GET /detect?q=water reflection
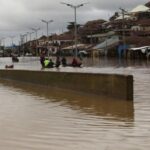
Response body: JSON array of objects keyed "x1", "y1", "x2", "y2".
[
  {"x1": 0, "y1": 79, "x2": 134, "y2": 123},
  {"x1": 84, "y1": 57, "x2": 150, "y2": 68}
]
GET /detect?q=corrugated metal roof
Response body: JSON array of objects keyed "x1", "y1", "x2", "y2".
[
  {"x1": 62, "y1": 44, "x2": 86, "y2": 50},
  {"x1": 93, "y1": 36, "x2": 119, "y2": 50},
  {"x1": 130, "y1": 5, "x2": 150, "y2": 13},
  {"x1": 115, "y1": 15, "x2": 131, "y2": 20}
]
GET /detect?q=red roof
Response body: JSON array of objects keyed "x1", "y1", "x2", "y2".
[
  {"x1": 52, "y1": 32, "x2": 75, "y2": 41},
  {"x1": 79, "y1": 19, "x2": 106, "y2": 35}
]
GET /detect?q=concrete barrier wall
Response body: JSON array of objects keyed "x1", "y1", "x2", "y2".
[{"x1": 0, "y1": 69, "x2": 133, "y2": 101}]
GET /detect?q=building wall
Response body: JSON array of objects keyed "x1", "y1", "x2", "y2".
[
  {"x1": 131, "y1": 26, "x2": 141, "y2": 31},
  {"x1": 142, "y1": 26, "x2": 150, "y2": 31}
]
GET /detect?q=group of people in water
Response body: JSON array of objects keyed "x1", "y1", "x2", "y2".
[{"x1": 40, "y1": 54, "x2": 82, "y2": 68}]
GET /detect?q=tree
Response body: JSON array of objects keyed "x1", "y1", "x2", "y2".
[{"x1": 67, "y1": 22, "x2": 81, "y2": 31}]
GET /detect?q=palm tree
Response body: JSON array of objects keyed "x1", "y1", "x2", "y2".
[{"x1": 67, "y1": 22, "x2": 81, "y2": 31}]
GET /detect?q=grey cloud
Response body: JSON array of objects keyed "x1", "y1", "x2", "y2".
[{"x1": 0, "y1": 0, "x2": 149, "y2": 44}]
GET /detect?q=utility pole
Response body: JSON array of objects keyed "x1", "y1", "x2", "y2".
[
  {"x1": 26, "y1": 32, "x2": 30, "y2": 42},
  {"x1": 29, "y1": 32, "x2": 34, "y2": 41},
  {"x1": 10, "y1": 36, "x2": 15, "y2": 54},
  {"x1": 41, "y1": 19, "x2": 53, "y2": 57},
  {"x1": 20, "y1": 34, "x2": 24, "y2": 55},
  {"x1": 10, "y1": 36, "x2": 15, "y2": 47},
  {"x1": 20, "y1": 34, "x2": 27, "y2": 56},
  {"x1": 105, "y1": 37, "x2": 108, "y2": 57},
  {"x1": 119, "y1": 8, "x2": 127, "y2": 55},
  {"x1": 0, "y1": 37, "x2": 5, "y2": 47},
  {"x1": 61, "y1": 2, "x2": 88, "y2": 58},
  {"x1": 31, "y1": 27, "x2": 40, "y2": 56},
  {"x1": 41, "y1": 19, "x2": 53, "y2": 37},
  {"x1": 0, "y1": 38, "x2": 5, "y2": 57}
]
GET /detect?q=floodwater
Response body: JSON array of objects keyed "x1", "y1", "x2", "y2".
[{"x1": 0, "y1": 57, "x2": 150, "y2": 150}]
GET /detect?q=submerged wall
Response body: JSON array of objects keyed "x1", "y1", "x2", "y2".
[{"x1": 0, "y1": 69, "x2": 133, "y2": 101}]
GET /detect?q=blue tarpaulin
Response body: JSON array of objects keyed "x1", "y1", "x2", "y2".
[{"x1": 118, "y1": 44, "x2": 129, "y2": 58}]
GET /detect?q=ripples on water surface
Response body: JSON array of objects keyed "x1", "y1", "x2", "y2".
[{"x1": 0, "y1": 57, "x2": 150, "y2": 150}]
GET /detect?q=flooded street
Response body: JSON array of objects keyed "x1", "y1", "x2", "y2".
[{"x1": 0, "y1": 57, "x2": 150, "y2": 150}]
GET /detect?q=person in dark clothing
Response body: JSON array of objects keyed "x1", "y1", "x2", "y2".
[
  {"x1": 48, "y1": 59, "x2": 54, "y2": 68},
  {"x1": 12, "y1": 56, "x2": 19, "y2": 62},
  {"x1": 55, "y1": 56, "x2": 61, "y2": 68},
  {"x1": 40, "y1": 53, "x2": 45, "y2": 67},
  {"x1": 61, "y1": 57, "x2": 67, "y2": 67}
]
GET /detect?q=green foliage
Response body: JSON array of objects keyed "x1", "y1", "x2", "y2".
[{"x1": 67, "y1": 22, "x2": 81, "y2": 31}]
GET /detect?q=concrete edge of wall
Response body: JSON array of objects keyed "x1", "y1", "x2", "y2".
[{"x1": 0, "y1": 69, "x2": 134, "y2": 101}]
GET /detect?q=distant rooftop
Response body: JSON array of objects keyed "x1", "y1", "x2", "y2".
[
  {"x1": 115, "y1": 15, "x2": 132, "y2": 20},
  {"x1": 130, "y1": 5, "x2": 150, "y2": 13}
]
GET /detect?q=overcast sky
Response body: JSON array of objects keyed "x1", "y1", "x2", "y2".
[{"x1": 0, "y1": 0, "x2": 148, "y2": 45}]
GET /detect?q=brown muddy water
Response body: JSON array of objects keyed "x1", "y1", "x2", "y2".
[{"x1": 0, "y1": 57, "x2": 150, "y2": 150}]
